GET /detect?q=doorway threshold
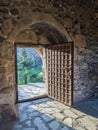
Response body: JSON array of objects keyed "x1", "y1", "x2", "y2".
[{"x1": 17, "y1": 95, "x2": 48, "y2": 103}]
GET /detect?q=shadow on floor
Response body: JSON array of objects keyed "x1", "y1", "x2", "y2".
[
  {"x1": 73, "y1": 97, "x2": 98, "y2": 118},
  {"x1": 0, "y1": 98, "x2": 75, "y2": 130},
  {"x1": 1, "y1": 98, "x2": 98, "y2": 130}
]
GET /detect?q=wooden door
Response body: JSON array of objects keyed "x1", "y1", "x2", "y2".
[{"x1": 46, "y1": 43, "x2": 73, "y2": 106}]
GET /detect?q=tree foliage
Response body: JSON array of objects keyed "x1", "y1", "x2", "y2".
[{"x1": 17, "y1": 48, "x2": 43, "y2": 85}]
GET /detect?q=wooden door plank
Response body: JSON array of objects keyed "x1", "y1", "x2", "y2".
[{"x1": 46, "y1": 42, "x2": 73, "y2": 106}]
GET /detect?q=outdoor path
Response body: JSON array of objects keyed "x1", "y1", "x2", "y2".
[
  {"x1": 18, "y1": 82, "x2": 46, "y2": 101},
  {"x1": 0, "y1": 98, "x2": 98, "y2": 130}
]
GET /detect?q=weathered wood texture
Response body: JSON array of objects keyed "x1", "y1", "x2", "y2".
[{"x1": 46, "y1": 43, "x2": 73, "y2": 106}]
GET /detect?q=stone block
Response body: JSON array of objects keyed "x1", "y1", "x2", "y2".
[
  {"x1": 0, "y1": 104, "x2": 16, "y2": 120},
  {"x1": 0, "y1": 67, "x2": 6, "y2": 73},
  {"x1": 10, "y1": 8, "x2": 19, "y2": 15},
  {"x1": 95, "y1": 13, "x2": 98, "y2": 18},
  {"x1": 52, "y1": 113, "x2": 65, "y2": 120},
  {"x1": 42, "y1": 114, "x2": 53, "y2": 121},
  {"x1": 64, "y1": 109, "x2": 78, "y2": 119},
  {"x1": 63, "y1": 118, "x2": 72, "y2": 127},
  {"x1": 80, "y1": 63, "x2": 88, "y2": 70},
  {"x1": 49, "y1": 120, "x2": 60, "y2": 130},
  {"x1": 2, "y1": 19, "x2": 13, "y2": 35},
  {"x1": 74, "y1": 34, "x2": 86, "y2": 48},
  {"x1": 77, "y1": 116, "x2": 98, "y2": 130},
  {"x1": 0, "y1": 35, "x2": 5, "y2": 42}
]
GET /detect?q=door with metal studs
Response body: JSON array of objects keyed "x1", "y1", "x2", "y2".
[{"x1": 46, "y1": 43, "x2": 73, "y2": 106}]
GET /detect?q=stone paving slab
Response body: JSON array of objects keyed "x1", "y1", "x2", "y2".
[
  {"x1": 0, "y1": 98, "x2": 98, "y2": 130},
  {"x1": 18, "y1": 82, "x2": 46, "y2": 101}
]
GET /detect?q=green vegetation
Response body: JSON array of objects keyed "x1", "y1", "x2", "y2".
[{"x1": 17, "y1": 48, "x2": 43, "y2": 85}]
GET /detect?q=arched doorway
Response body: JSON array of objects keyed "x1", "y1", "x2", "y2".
[{"x1": 12, "y1": 14, "x2": 73, "y2": 106}]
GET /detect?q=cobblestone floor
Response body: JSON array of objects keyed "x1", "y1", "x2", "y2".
[
  {"x1": 18, "y1": 82, "x2": 46, "y2": 101},
  {"x1": 0, "y1": 98, "x2": 98, "y2": 130}
]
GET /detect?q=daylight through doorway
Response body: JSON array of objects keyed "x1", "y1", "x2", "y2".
[{"x1": 16, "y1": 47, "x2": 46, "y2": 102}]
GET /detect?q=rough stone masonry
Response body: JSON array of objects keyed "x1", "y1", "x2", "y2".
[{"x1": 0, "y1": 0, "x2": 98, "y2": 119}]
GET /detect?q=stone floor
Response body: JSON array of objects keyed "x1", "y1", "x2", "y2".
[
  {"x1": 18, "y1": 82, "x2": 46, "y2": 101},
  {"x1": 0, "y1": 98, "x2": 98, "y2": 130}
]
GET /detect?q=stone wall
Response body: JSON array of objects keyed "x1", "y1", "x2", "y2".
[
  {"x1": 74, "y1": 41, "x2": 98, "y2": 101},
  {"x1": 0, "y1": 41, "x2": 16, "y2": 120},
  {"x1": 73, "y1": 33, "x2": 98, "y2": 101},
  {"x1": 0, "y1": 0, "x2": 98, "y2": 119}
]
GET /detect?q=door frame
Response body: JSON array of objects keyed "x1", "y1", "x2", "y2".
[
  {"x1": 14, "y1": 42, "x2": 74, "y2": 105},
  {"x1": 14, "y1": 43, "x2": 48, "y2": 103}
]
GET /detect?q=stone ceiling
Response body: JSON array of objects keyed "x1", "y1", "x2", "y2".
[{"x1": 16, "y1": 23, "x2": 67, "y2": 44}]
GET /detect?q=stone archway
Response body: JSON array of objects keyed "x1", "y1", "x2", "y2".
[
  {"x1": 7, "y1": 13, "x2": 72, "y2": 44},
  {"x1": 11, "y1": 13, "x2": 73, "y2": 104},
  {"x1": 0, "y1": 13, "x2": 73, "y2": 120}
]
